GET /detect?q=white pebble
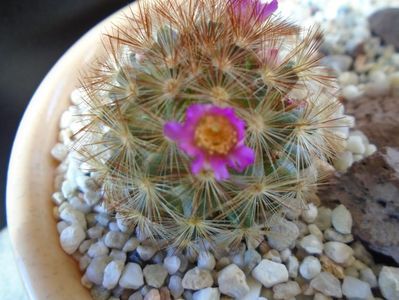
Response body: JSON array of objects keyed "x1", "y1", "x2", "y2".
[
  {"x1": 83, "y1": 190, "x2": 101, "y2": 206},
  {"x1": 61, "y1": 180, "x2": 77, "y2": 199},
  {"x1": 347, "y1": 135, "x2": 366, "y2": 155},
  {"x1": 218, "y1": 264, "x2": 249, "y2": 298},
  {"x1": 60, "y1": 224, "x2": 86, "y2": 254},
  {"x1": 143, "y1": 264, "x2": 168, "y2": 288},
  {"x1": 137, "y1": 245, "x2": 157, "y2": 261},
  {"x1": 182, "y1": 267, "x2": 213, "y2": 290},
  {"x1": 379, "y1": 266, "x2": 399, "y2": 300},
  {"x1": 60, "y1": 204, "x2": 87, "y2": 229},
  {"x1": 266, "y1": 219, "x2": 299, "y2": 251},
  {"x1": 251, "y1": 259, "x2": 288, "y2": 288},
  {"x1": 299, "y1": 256, "x2": 321, "y2": 280},
  {"x1": 342, "y1": 276, "x2": 372, "y2": 299},
  {"x1": 193, "y1": 287, "x2": 220, "y2": 300},
  {"x1": 56, "y1": 221, "x2": 68, "y2": 234},
  {"x1": 169, "y1": 275, "x2": 184, "y2": 298},
  {"x1": 333, "y1": 151, "x2": 354, "y2": 172},
  {"x1": 287, "y1": 256, "x2": 299, "y2": 278},
  {"x1": 331, "y1": 204, "x2": 353, "y2": 234},
  {"x1": 342, "y1": 85, "x2": 363, "y2": 100},
  {"x1": 164, "y1": 256, "x2": 181, "y2": 275},
  {"x1": 272, "y1": 281, "x2": 301, "y2": 299},
  {"x1": 51, "y1": 143, "x2": 69, "y2": 161},
  {"x1": 300, "y1": 234, "x2": 323, "y2": 254},
  {"x1": 119, "y1": 263, "x2": 144, "y2": 289},
  {"x1": 109, "y1": 249, "x2": 127, "y2": 262},
  {"x1": 301, "y1": 203, "x2": 318, "y2": 223},
  {"x1": 123, "y1": 238, "x2": 139, "y2": 252},
  {"x1": 324, "y1": 242, "x2": 354, "y2": 265},
  {"x1": 197, "y1": 251, "x2": 216, "y2": 270},
  {"x1": 360, "y1": 267, "x2": 377, "y2": 288},
  {"x1": 365, "y1": 144, "x2": 377, "y2": 156},
  {"x1": 104, "y1": 231, "x2": 128, "y2": 249},
  {"x1": 339, "y1": 72, "x2": 359, "y2": 86},
  {"x1": 85, "y1": 256, "x2": 111, "y2": 285},
  {"x1": 310, "y1": 272, "x2": 342, "y2": 298},
  {"x1": 88, "y1": 240, "x2": 109, "y2": 258},
  {"x1": 87, "y1": 225, "x2": 104, "y2": 239},
  {"x1": 103, "y1": 260, "x2": 124, "y2": 290}
]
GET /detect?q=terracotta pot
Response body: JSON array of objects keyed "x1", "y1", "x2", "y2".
[{"x1": 6, "y1": 4, "x2": 134, "y2": 300}]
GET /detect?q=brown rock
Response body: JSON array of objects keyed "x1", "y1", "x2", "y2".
[
  {"x1": 369, "y1": 8, "x2": 399, "y2": 50},
  {"x1": 320, "y1": 147, "x2": 399, "y2": 263},
  {"x1": 344, "y1": 96, "x2": 399, "y2": 148},
  {"x1": 319, "y1": 255, "x2": 345, "y2": 279}
]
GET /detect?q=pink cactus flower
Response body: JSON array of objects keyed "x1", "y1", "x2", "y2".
[
  {"x1": 164, "y1": 104, "x2": 255, "y2": 180},
  {"x1": 232, "y1": 0, "x2": 278, "y2": 22}
]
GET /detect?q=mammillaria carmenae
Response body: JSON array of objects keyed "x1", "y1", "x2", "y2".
[{"x1": 75, "y1": 0, "x2": 349, "y2": 250}]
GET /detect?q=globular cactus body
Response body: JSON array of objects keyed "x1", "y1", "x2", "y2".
[{"x1": 77, "y1": 0, "x2": 348, "y2": 250}]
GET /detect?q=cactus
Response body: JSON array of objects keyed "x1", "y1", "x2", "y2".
[{"x1": 76, "y1": 0, "x2": 348, "y2": 250}]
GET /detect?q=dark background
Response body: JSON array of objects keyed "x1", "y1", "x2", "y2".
[{"x1": 0, "y1": 0, "x2": 131, "y2": 229}]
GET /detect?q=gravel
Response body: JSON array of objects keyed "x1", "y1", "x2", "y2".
[
  {"x1": 182, "y1": 267, "x2": 213, "y2": 290},
  {"x1": 251, "y1": 259, "x2": 288, "y2": 288},
  {"x1": 217, "y1": 264, "x2": 249, "y2": 298}
]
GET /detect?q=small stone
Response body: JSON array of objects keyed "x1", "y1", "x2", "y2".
[
  {"x1": 342, "y1": 276, "x2": 372, "y2": 299},
  {"x1": 331, "y1": 204, "x2": 353, "y2": 234},
  {"x1": 193, "y1": 288, "x2": 220, "y2": 300},
  {"x1": 321, "y1": 55, "x2": 353, "y2": 73},
  {"x1": 379, "y1": 266, "x2": 399, "y2": 300},
  {"x1": 104, "y1": 231, "x2": 128, "y2": 249},
  {"x1": 79, "y1": 239, "x2": 92, "y2": 254},
  {"x1": 79, "y1": 255, "x2": 91, "y2": 271},
  {"x1": 60, "y1": 224, "x2": 86, "y2": 254},
  {"x1": 182, "y1": 267, "x2": 213, "y2": 290},
  {"x1": 168, "y1": 275, "x2": 184, "y2": 298},
  {"x1": 164, "y1": 255, "x2": 181, "y2": 275},
  {"x1": 324, "y1": 242, "x2": 354, "y2": 265},
  {"x1": 52, "y1": 191, "x2": 65, "y2": 206},
  {"x1": 123, "y1": 237, "x2": 139, "y2": 252},
  {"x1": 60, "y1": 205, "x2": 87, "y2": 229},
  {"x1": 143, "y1": 264, "x2": 168, "y2": 288},
  {"x1": 88, "y1": 240, "x2": 109, "y2": 258},
  {"x1": 109, "y1": 249, "x2": 127, "y2": 262},
  {"x1": 344, "y1": 266, "x2": 359, "y2": 278},
  {"x1": 272, "y1": 281, "x2": 301, "y2": 300},
  {"x1": 252, "y1": 259, "x2": 288, "y2": 288},
  {"x1": 299, "y1": 235, "x2": 323, "y2": 254},
  {"x1": 197, "y1": 251, "x2": 216, "y2": 270},
  {"x1": 56, "y1": 221, "x2": 68, "y2": 234},
  {"x1": 265, "y1": 249, "x2": 281, "y2": 263},
  {"x1": 144, "y1": 289, "x2": 160, "y2": 300},
  {"x1": 266, "y1": 219, "x2": 299, "y2": 251},
  {"x1": 319, "y1": 255, "x2": 345, "y2": 280},
  {"x1": 301, "y1": 203, "x2": 318, "y2": 223},
  {"x1": 61, "y1": 180, "x2": 77, "y2": 199},
  {"x1": 51, "y1": 143, "x2": 68, "y2": 161},
  {"x1": 242, "y1": 276, "x2": 262, "y2": 300},
  {"x1": 310, "y1": 272, "x2": 342, "y2": 298},
  {"x1": 137, "y1": 245, "x2": 157, "y2": 261},
  {"x1": 128, "y1": 291, "x2": 143, "y2": 300},
  {"x1": 313, "y1": 293, "x2": 332, "y2": 300},
  {"x1": 87, "y1": 225, "x2": 104, "y2": 239},
  {"x1": 338, "y1": 72, "x2": 359, "y2": 87},
  {"x1": 103, "y1": 260, "x2": 124, "y2": 290},
  {"x1": 85, "y1": 256, "x2": 111, "y2": 285},
  {"x1": 342, "y1": 85, "x2": 363, "y2": 101},
  {"x1": 333, "y1": 151, "x2": 354, "y2": 172},
  {"x1": 90, "y1": 286, "x2": 111, "y2": 300},
  {"x1": 218, "y1": 264, "x2": 249, "y2": 298},
  {"x1": 244, "y1": 249, "x2": 262, "y2": 274},
  {"x1": 287, "y1": 256, "x2": 299, "y2": 278},
  {"x1": 119, "y1": 263, "x2": 144, "y2": 289},
  {"x1": 83, "y1": 190, "x2": 101, "y2": 206},
  {"x1": 299, "y1": 256, "x2": 321, "y2": 280},
  {"x1": 314, "y1": 207, "x2": 332, "y2": 231},
  {"x1": 308, "y1": 224, "x2": 323, "y2": 241},
  {"x1": 323, "y1": 229, "x2": 353, "y2": 244},
  {"x1": 360, "y1": 268, "x2": 377, "y2": 288},
  {"x1": 280, "y1": 249, "x2": 291, "y2": 262},
  {"x1": 352, "y1": 241, "x2": 374, "y2": 266},
  {"x1": 159, "y1": 287, "x2": 172, "y2": 300}
]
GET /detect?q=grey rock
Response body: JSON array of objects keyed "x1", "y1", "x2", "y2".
[
  {"x1": 369, "y1": 8, "x2": 399, "y2": 50},
  {"x1": 252, "y1": 259, "x2": 288, "y2": 288},
  {"x1": 143, "y1": 264, "x2": 168, "y2": 288},
  {"x1": 218, "y1": 264, "x2": 249, "y2": 298},
  {"x1": 104, "y1": 231, "x2": 128, "y2": 249},
  {"x1": 310, "y1": 272, "x2": 342, "y2": 298},
  {"x1": 266, "y1": 219, "x2": 299, "y2": 251},
  {"x1": 342, "y1": 276, "x2": 372, "y2": 299},
  {"x1": 272, "y1": 281, "x2": 301, "y2": 300},
  {"x1": 182, "y1": 267, "x2": 213, "y2": 290},
  {"x1": 168, "y1": 275, "x2": 184, "y2": 298},
  {"x1": 85, "y1": 256, "x2": 111, "y2": 285},
  {"x1": 379, "y1": 266, "x2": 399, "y2": 300},
  {"x1": 119, "y1": 263, "x2": 144, "y2": 289}
]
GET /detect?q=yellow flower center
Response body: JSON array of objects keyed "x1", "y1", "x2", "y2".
[{"x1": 194, "y1": 115, "x2": 238, "y2": 155}]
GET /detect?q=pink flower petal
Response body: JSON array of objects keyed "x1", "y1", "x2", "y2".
[
  {"x1": 258, "y1": 0, "x2": 278, "y2": 22},
  {"x1": 229, "y1": 145, "x2": 255, "y2": 171},
  {"x1": 164, "y1": 122, "x2": 183, "y2": 141},
  {"x1": 191, "y1": 154, "x2": 205, "y2": 175},
  {"x1": 210, "y1": 158, "x2": 230, "y2": 180}
]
